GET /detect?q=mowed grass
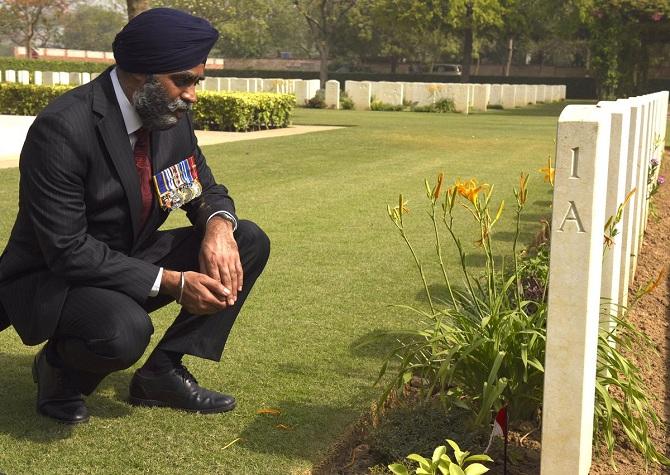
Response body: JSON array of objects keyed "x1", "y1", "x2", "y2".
[{"x1": 0, "y1": 103, "x2": 570, "y2": 474}]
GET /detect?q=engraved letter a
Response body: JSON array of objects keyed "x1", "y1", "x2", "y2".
[{"x1": 558, "y1": 201, "x2": 586, "y2": 233}]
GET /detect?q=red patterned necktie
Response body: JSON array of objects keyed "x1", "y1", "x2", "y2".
[{"x1": 133, "y1": 128, "x2": 153, "y2": 228}]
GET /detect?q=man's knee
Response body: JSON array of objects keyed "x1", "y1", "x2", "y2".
[
  {"x1": 236, "y1": 220, "x2": 270, "y2": 268},
  {"x1": 68, "y1": 312, "x2": 154, "y2": 373}
]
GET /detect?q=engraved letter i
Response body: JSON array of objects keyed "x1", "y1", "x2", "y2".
[{"x1": 570, "y1": 147, "x2": 580, "y2": 178}]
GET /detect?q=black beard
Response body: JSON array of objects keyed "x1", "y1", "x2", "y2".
[{"x1": 132, "y1": 76, "x2": 192, "y2": 131}]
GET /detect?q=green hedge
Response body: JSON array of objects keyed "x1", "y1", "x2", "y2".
[
  {"x1": 0, "y1": 83, "x2": 294, "y2": 132},
  {"x1": 192, "y1": 91, "x2": 295, "y2": 131},
  {"x1": 0, "y1": 57, "x2": 110, "y2": 73},
  {"x1": 0, "y1": 83, "x2": 71, "y2": 115}
]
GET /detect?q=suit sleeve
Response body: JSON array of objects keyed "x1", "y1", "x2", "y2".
[
  {"x1": 181, "y1": 115, "x2": 237, "y2": 229},
  {"x1": 21, "y1": 113, "x2": 159, "y2": 302}
]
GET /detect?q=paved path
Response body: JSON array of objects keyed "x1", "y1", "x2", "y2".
[{"x1": 0, "y1": 115, "x2": 341, "y2": 169}]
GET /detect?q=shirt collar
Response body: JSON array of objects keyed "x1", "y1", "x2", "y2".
[{"x1": 111, "y1": 67, "x2": 143, "y2": 136}]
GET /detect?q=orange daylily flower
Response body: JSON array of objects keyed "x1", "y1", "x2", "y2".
[
  {"x1": 454, "y1": 178, "x2": 488, "y2": 204},
  {"x1": 539, "y1": 156, "x2": 555, "y2": 185}
]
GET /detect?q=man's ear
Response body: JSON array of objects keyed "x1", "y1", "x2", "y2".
[{"x1": 117, "y1": 69, "x2": 148, "y2": 101}]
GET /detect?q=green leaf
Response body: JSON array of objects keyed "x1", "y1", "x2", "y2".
[
  {"x1": 438, "y1": 458, "x2": 452, "y2": 475},
  {"x1": 446, "y1": 439, "x2": 466, "y2": 466},
  {"x1": 407, "y1": 454, "x2": 431, "y2": 471},
  {"x1": 464, "y1": 463, "x2": 491, "y2": 475},
  {"x1": 388, "y1": 463, "x2": 410, "y2": 475},
  {"x1": 433, "y1": 446, "x2": 447, "y2": 464},
  {"x1": 464, "y1": 455, "x2": 493, "y2": 463},
  {"x1": 449, "y1": 464, "x2": 466, "y2": 475}
]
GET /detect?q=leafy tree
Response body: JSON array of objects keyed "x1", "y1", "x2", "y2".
[
  {"x1": 342, "y1": 0, "x2": 456, "y2": 73},
  {"x1": 566, "y1": 0, "x2": 670, "y2": 97},
  {"x1": 153, "y1": 0, "x2": 308, "y2": 58},
  {"x1": 61, "y1": 4, "x2": 126, "y2": 51},
  {"x1": 294, "y1": 0, "x2": 359, "y2": 87},
  {"x1": 0, "y1": 0, "x2": 69, "y2": 58},
  {"x1": 126, "y1": 0, "x2": 150, "y2": 20},
  {"x1": 447, "y1": 0, "x2": 504, "y2": 81}
]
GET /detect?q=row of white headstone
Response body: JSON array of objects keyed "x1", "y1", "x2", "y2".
[
  {"x1": 1, "y1": 69, "x2": 100, "y2": 86},
  {"x1": 541, "y1": 90, "x2": 669, "y2": 475},
  {"x1": 195, "y1": 77, "x2": 566, "y2": 112},
  {"x1": 2, "y1": 70, "x2": 565, "y2": 113},
  {"x1": 340, "y1": 81, "x2": 566, "y2": 112}
]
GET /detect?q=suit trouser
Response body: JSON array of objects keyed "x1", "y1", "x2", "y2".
[{"x1": 50, "y1": 220, "x2": 270, "y2": 394}]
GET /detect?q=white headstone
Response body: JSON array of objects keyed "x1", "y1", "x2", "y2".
[
  {"x1": 219, "y1": 77, "x2": 232, "y2": 91},
  {"x1": 68, "y1": 72, "x2": 82, "y2": 85},
  {"x1": 4, "y1": 70, "x2": 16, "y2": 83},
  {"x1": 488, "y1": 84, "x2": 502, "y2": 107},
  {"x1": 91, "y1": 72, "x2": 100, "y2": 80},
  {"x1": 472, "y1": 84, "x2": 490, "y2": 111},
  {"x1": 203, "y1": 77, "x2": 219, "y2": 91},
  {"x1": 371, "y1": 81, "x2": 403, "y2": 106},
  {"x1": 501, "y1": 84, "x2": 515, "y2": 109},
  {"x1": 42, "y1": 71, "x2": 58, "y2": 85},
  {"x1": 344, "y1": 80, "x2": 371, "y2": 110},
  {"x1": 58, "y1": 72, "x2": 70, "y2": 85},
  {"x1": 325, "y1": 80, "x2": 340, "y2": 109},
  {"x1": 248, "y1": 78, "x2": 260, "y2": 93},
  {"x1": 17, "y1": 70, "x2": 30, "y2": 85},
  {"x1": 403, "y1": 82, "x2": 433, "y2": 107},
  {"x1": 294, "y1": 80, "x2": 308, "y2": 106},
  {"x1": 446, "y1": 84, "x2": 470, "y2": 114},
  {"x1": 596, "y1": 101, "x2": 631, "y2": 331},
  {"x1": 513, "y1": 85, "x2": 525, "y2": 107},
  {"x1": 541, "y1": 105, "x2": 612, "y2": 475},
  {"x1": 230, "y1": 78, "x2": 250, "y2": 92},
  {"x1": 614, "y1": 98, "x2": 642, "y2": 311},
  {"x1": 34, "y1": 71, "x2": 43, "y2": 85},
  {"x1": 81, "y1": 72, "x2": 91, "y2": 84}
]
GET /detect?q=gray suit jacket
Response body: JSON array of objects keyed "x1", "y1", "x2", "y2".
[{"x1": 0, "y1": 68, "x2": 236, "y2": 345}]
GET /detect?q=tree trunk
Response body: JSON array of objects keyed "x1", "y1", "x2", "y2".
[
  {"x1": 461, "y1": 2, "x2": 474, "y2": 83},
  {"x1": 127, "y1": 0, "x2": 150, "y2": 21},
  {"x1": 318, "y1": 42, "x2": 329, "y2": 89},
  {"x1": 25, "y1": 38, "x2": 32, "y2": 59},
  {"x1": 504, "y1": 37, "x2": 514, "y2": 77}
]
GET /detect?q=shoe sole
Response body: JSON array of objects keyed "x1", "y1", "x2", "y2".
[{"x1": 128, "y1": 395, "x2": 236, "y2": 414}]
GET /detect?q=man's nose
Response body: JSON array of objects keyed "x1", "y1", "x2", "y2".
[{"x1": 181, "y1": 85, "x2": 197, "y2": 104}]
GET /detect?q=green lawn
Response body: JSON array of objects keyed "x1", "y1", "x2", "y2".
[{"x1": 0, "y1": 104, "x2": 567, "y2": 474}]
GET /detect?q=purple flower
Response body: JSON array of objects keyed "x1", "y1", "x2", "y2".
[
  {"x1": 652, "y1": 11, "x2": 663, "y2": 22},
  {"x1": 658, "y1": 176, "x2": 665, "y2": 185},
  {"x1": 651, "y1": 158, "x2": 659, "y2": 167}
]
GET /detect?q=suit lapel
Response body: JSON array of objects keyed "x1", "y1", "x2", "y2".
[{"x1": 93, "y1": 71, "x2": 144, "y2": 242}]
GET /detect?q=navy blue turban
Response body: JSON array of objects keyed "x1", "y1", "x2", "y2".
[{"x1": 113, "y1": 8, "x2": 219, "y2": 74}]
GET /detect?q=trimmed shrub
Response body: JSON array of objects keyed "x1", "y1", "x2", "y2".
[
  {"x1": 340, "y1": 90, "x2": 354, "y2": 110},
  {"x1": 0, "y1": 83, "x2": 295, "y2": 132},
  {"x1": 192, "y1": 91, "x2": 295, "y2": 131},
  {"x1": 0, "y1": 83, "x2": 70, "y2": 115},
  {"x1": 305, "y1": 89, "x2": 326, "y2": 109}
]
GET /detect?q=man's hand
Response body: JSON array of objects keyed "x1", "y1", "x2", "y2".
[
  {"x1": 198, "y1": 216, "x2": 243, "y2": 306},
  {"x1": 160, "y1": 269, "x2": 230, "y2": 315}
]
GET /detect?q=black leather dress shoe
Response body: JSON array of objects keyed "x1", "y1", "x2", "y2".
[
  {"x1": 128, "y1": 364, "x2": 236, "y2": 413},
  {"x1": 32, "y1": 347, "x2": 89, "y2": 424}
]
